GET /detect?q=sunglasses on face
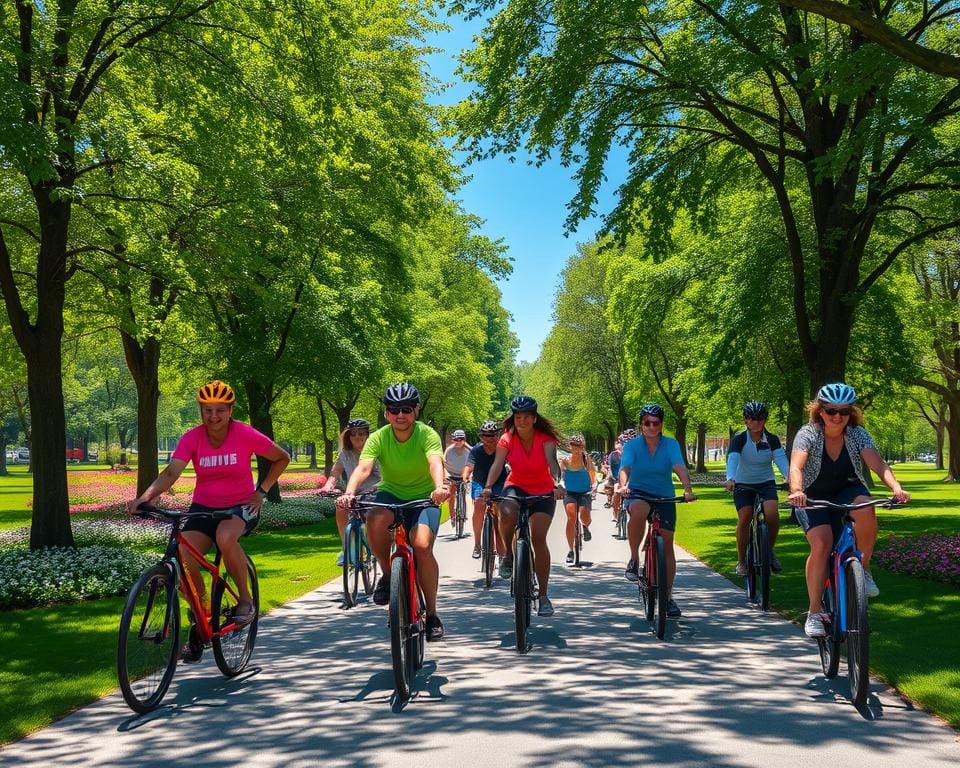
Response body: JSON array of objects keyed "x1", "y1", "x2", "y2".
[
  {"x1": 480, "y1": 432, "x2": 498, "y2": 438},
  {"x1": 642, "y1": 420, "x2": 662, "y2": 427},
  {"x1": 350, "y1": 430, "x2": 369, "y2": 437},
  {"x1": 822, "y1": 407, "x2": 851, "y2": 417},
  {"x1": 386, "y1": 405, "x2": 415, "y2": 415}
]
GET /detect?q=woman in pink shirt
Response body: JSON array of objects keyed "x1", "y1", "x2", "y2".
[
  {"x1": 129, "y1": 381, "x2": 289, "y2": 661},
  {"x1": 482, "y1": 395, "x2": 564, "y2": 617}
]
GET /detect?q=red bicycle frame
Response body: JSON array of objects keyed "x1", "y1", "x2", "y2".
[
  {"x1": 390, "y1": 522, "x2": 421, "y2": 629},
  {"x1": 175, "y1": 532, "x2": 243, "y2": 644},
  {"x1": 643, "y1": 512, "x2": 662, "y2": 588}
]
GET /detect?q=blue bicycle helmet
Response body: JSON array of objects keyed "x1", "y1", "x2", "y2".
[
  {"x1": 347, "y1": 418, "x2": 369, "y2": 430},
  {"x1": 743, "y1": 401, "x2": 768, "y2": 419},
  {"x1": 510, "y1": 395, "x2": 537, "y2": 413},
  {"x1": 639, "y1": 403, "x2": 665, "y2": 420},
  {"x1": 816, "y1": 383, "x2": 856, "y2": 406},
  {"x1": 382, "y1": 382, "x2": 419, "y2": 406}
]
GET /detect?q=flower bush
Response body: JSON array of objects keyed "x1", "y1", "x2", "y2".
[
  {"x1": 0, "y1": 546, "x2": 157, "y2": 609},
  {"x1": 0, "y1": 519, "x2": 168, "y2": 551},
  {"x1": 874, "y1": 533, "x2": 960, "y2": 586},
  {"x1": 258, "y1": 496, "x2": 334, "y2": 530}
]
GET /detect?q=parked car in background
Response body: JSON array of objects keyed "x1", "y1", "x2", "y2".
[
  {"x1": 17, "y1": 447, "x2": 30, "y2": 462},
  {"x1": 5, "y1": 449, "x2": 14, "y2": 462}
]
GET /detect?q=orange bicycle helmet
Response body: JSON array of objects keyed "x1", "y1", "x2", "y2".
[{"x1": 197, "y1": 380, "x2": 235, "y2": 404}]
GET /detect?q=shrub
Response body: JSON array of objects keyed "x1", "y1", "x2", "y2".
[{"x1": 874, "y1": 533, "x2": 960, "y2": 586}]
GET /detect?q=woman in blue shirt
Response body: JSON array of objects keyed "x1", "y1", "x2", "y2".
[
  {"x1": 560, "y1": 434, "x2": 597, "y2": 563},
  {"x1": 618, "y1": 403, "x2": 696, "y2": 617}
]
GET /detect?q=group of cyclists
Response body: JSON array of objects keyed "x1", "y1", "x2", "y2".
[{"x1": 129, "y1": 377, "x2": 912, "y2": 664}]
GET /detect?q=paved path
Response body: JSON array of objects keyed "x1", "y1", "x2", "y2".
[{"x1": 2, "y1": 500, "x2": 959, "y2": 767}]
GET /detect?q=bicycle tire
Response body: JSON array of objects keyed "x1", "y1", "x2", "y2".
[
  {"x1": 655, "y1": 534, "x2": 668, "y2": 640},
  {"x1": 389, "y1": 557, "x2": 413, "y2": 700},
  {"x1": 455, "y1": 486, "x2": 467, "y2": 539},
  {"x1": 818, "y1": 581, "x2": 841, "y2": 678},
  {"x1": 642, "y1": 539, "x2": 656, "y2": 622},
  {"x1": 212, "y1": 554, "x2": 259, "y2": 677},
  {"x1": 514, "y1": 539, "x2": 531, "y2": 653},
  {"x1": 412, "y1": 589, "x2": 426, "y2": 672},
  {"x1": 481, "y1": 513, "x2": 495, "y2": 588},
  {"x1": 616, "y1": 507, "x2": 627, "y2": 540},
  {"x1": 360, "y1": 529, "x2": 375, "y2": 595},
  {"x1": 758, "y1": 521, "x2": 772, "y2": 611},
  {"x1": 573, "y1": 518, "x2": 582, "y2": 567},
  {"x1": 117, "y1": 563, "x2": 180, "y2": 714},
  {"x1": 745, "y1": 527, "x2": 758, "y2": 604},
  {"x1": 342, "y1": 521, "x2": 361, "y2": 608},
  {"x1": 845, "y1": 558, "x2": 871, "y2": 705}
]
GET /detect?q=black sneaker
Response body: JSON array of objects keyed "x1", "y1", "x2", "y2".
[
  {"x1": 667, "y1": 599, "x2": 682, "y2": 618},
  {"x1": 426, "y1": 614, "x2": 444, "y2": 641},
  {"x1": 180, "y1": 625, "x2": 203, "y2": 663},
  {"x1": 582, "y1": 525, "x2": 592, "y2": 542},
  {"x1": 565, "y1": 550, "x2": 575, "y2": 564},
  {"x1": 373, "y1": 575, "x2": 391, "y2": 605},
  {"x1": 625, "y1": 559, "x2": 640, "y2": 582},
  {"x1": 499, "y1": 556, "x2": 513, "y2": 579}
]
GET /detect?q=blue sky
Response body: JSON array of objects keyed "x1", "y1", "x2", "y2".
[{"x1": 424, "y1": 15, "x2": 621, "y2": 363}]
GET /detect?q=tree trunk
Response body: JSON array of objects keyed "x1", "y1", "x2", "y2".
[
  {"x1": 695, "y1": 422, "x2": 707, "y2": 473},
  {"x1": 0, "y1": 441, "x2": 7, "y2": 476},
  {"x1": 674, "y1": 416, "x2": 690, "y2": 467},
  {"x1": 946, "y1": 402, "x2": 960, "y2": 482},
  {"x1": 245, "y1": 380, "x2": 281, "y2": 502},
  {"x1": 122, "y1": 330, "x2": 162, "y2": 496},
  {"x1": 318, "y1": 403, "x2": 335, "y2": 475},
  {"x1": 307, "y1": 441, "x2": 318, "y2": 470}
]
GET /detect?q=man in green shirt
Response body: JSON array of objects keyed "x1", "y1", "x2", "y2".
[{"x1": 338, "y1": 383, "x2": 450, "y2": 640}]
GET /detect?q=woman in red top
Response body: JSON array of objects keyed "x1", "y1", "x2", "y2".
[{"x1": 482, "y1": 395, "x2": 564, "y2": 617}]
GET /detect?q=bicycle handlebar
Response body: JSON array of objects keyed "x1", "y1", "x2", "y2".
[
  {"x1": 133, "y1": 502, "x2": 233, "y2": 523},
  {"x1": 350, "y1": 497, "x2": 435, "y2": 511},
  {"x1": 791, "y1": 498, "x2": 904, "y2": 512},
  {"x1": 624, "y1": 492, "x2": 688, "y2": 503},
  {"x1": 487, "y1": 493, "x2": 557, "y2": 504}
]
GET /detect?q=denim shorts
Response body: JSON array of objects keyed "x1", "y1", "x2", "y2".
[
  {"x1": 793, "y1": 483, "x2": 871, "y2": 534},
  {"x1": 626, "y1": 497, "x2": 677, "y2": 532},
  {"x1": 182, "y1": 502, "x2": 259, "y2": 540},
  {"x1": 472, "y1": 481, "x2": 504, "y2": 501},
  {"x1": 374, "y1": 490, "x2": 440, "y2": 535},
  {"x1": 733, "y1": 482, "x2": 778, "y2": 511}
]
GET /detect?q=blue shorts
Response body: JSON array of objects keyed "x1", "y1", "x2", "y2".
[
  {"x1": 733, "y1": 482, "x2": 778, "y2": 511},
  {"x1": 373, "y1": 490, "x2": 440, "y2": 535},
  {"x1": 182, "y1": 502, "x2": 259, "y2": 539},
  {"x1": 793, "y1": 484, "x2": 871, "y2": 534},
  {"x1": 626, "y1": 496, "x2": 677, "y2": 532},
  {"x1": 472, "y1": 481, "x2": 504, "y2": 501}
]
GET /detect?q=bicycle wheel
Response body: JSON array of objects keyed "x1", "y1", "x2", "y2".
[
  {"x1": 389, "y1": 556, "x2": 414, "y2": 700},
  {"x1": 817, "y1": 582, "x2": 841, "y2": 678},
  {"x1": 757, "y1": 522, "x2": 772, "y2": 611},
  {"x1": 845, "y1": 558, "x2": 871, "y2": 705},
  {"x1": 212, "y1": 554, "x2": 259, "y2": 677},
  {"x1": 342, "y1": 521, "x2": 361, "y2": 608},
  {"x1": 655, "y1": 534, "x2": 668, "y2": 640},
  {"x1": 514, "y1": 539, "x2": 531, "y2": 653},
  {"x1": 573, "y1": 519, "x2": 582, "y2": 567},
  {"x1": 481, "y1": 513, "x2": 495, "y2": 588},
  {"x1": 411, "y1": 589, "x2": 426, "y2": 672},
  {"x1": 456, "y1": 488, "x2": 466, "y2": 539},
  {"x1": 117, "y1": 563, "x2": 180, "y2": 714},
  {"x1": 744, "y1": 528, "x2": 758, "y2": 604},
  {"x1": 616, "y1": 507, "x2": 627, "y2": 540},
  {"x1": 641, "y1": 541, "x2": 656, "y2": 622},
  {"x1": 360, "y1": 530, "x2": 376, "y2": 595}
]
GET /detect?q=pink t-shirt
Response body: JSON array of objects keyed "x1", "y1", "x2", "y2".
[
  {"x1": 499, "y1": 430, "x2": 556, "y2": 495},
  {"x1": 172, "y1": 421, "x2": 276, "y2": 507}
]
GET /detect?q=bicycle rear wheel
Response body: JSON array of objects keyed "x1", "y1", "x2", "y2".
[
  {"x1": 514, "y1": 539, "x2": 531, "y2": 653},
  {"x1": 342, "y1": 521, "x2": 361, "y2": 607},
  {"x1": 117, "y1": 563, "x2": 180, "y2": 714},
  {"x1": 481, "y1": 513, "x2": 495, "y2": 588},
  {"x1": 212, "y1": 554, "x2": 259, "y2": 676},
  {"x1": 360, "y1": 529, "x2": 376, "y2": 595},
  {"x1": 655, "y1": 534, "x2": 668, "y2": 640},
  {"x1": 616, "y1": 506, "x2": 627, "y2": 540},
  {"x1": 845, "y1": 559, "x2": 871, "y2": 705},
  {"x1": 817, "y1": 582, "x2": 841, "y2": 678},
  {"x1": 757, "y1": 522, "x2": 772, "y2": 611},
  {"x1": 389, "y1": 557, "x2": 414, "y2": 700}
]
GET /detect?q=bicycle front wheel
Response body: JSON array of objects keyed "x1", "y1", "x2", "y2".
[
  {"x1": 573, "y1": 520, "x2": 582, "y2": 567},
  {"x1": 655, "y1": 534, "x2": 668, "y2": 640},
  {"x1": 481, "y1": 513, "x2": 495, "y2": 588},
  {"x1": 342, "y1": 521, "x2": 362, "y2": 607},
  {"x1": 757, "y1": 522, "x2": 772, "y2": 611},
  {"x1": 455, "y1": 489, "x2": 466, "y2": 538},
  {"x1": 641, "y1": 544, "x2": 656, "y2": 622},
  {"x1": 845, "y1": 559, "x2": 871, "y2": 705},
  {"x1": 117, "y1": 562, "x2": 180, "y2": 714},
  {"x1": 389, "y1": 556, "x2": 414, "y2": 700},
  {"x1": 616, "y1": 507, "x2": 627, "y2": 540},
  {"x1": 818, "y1": 582, "x2": 841, "y2": 678},
  {"x1": 212, "y1": 554, "x2": 259, "y2": 677},
  {"x1": 514, "y1": 539, "x2": 531, "y2": 653}
]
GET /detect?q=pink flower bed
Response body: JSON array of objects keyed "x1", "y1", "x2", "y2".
[
  {"x1": 874, "y1": 533, "x2": 960, "y2": 587},
  {"x1": 58, "y1": 470, "x2": 326, "y2": 516}
]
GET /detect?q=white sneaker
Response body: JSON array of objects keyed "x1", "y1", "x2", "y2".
[
  {"x1": 863, "y1": 570, "x2": 880, "y2": 598},
  {"x1": 804, "y1": 612, "x2": 826, "y2": 637},
  {"x1": 735, "y1": 561, "x2": 748, "y2": 577}
]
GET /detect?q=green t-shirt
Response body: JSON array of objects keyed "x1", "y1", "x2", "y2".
[{"x1": 360, "y1": 421, "x2": 443, "y2": 500}]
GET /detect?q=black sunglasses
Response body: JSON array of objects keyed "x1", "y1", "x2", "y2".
[
  {"x1": 642, "y1": 420, "x2": 662, "y2": 427},
  {"x1": 480, "y1": 432, "x2": 498, "y2": 438},
  {"x1": 822, "y1": 407, "x2": 851, "y2": 417},
  {"x1": 386, "y1": 405, "x2": 415, "y2": 415}
]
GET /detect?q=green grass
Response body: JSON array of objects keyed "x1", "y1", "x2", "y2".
[{"x1": 676, "y1": 462, "x2": 960, "y2": 727}]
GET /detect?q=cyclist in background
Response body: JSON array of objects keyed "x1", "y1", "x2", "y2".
[
  {"x1": 463, "y1": 420, "x2": 508, "y2": 560},
  {"x1": 619, "y1": 403, "x2": 696, "y2": 618},
  {"x1": 787, "y1": 383, "x2": 910, "y2": 637},
  {"x1": 481, "y1": 395, "x2": 564, "y2": 616},
  {"x1": 444, "y1": 429, "x2": 471, "y2": 529},
  {"x1": 604, "y1": 439, "x2": 623, "y2": 519},
  {"x1": 128, "y1": 380, "x2": 290, "y2": 661},
  {"x1": 724, "y1": 401, "x2": 789, "y2": 575},
  {"x1": 337, "y1": 383, "x2": 450, "y2": 641},
  {"x1": 561, "y1": 434, "x2": 596, "y2": 563},
  {"x1": 322, "y1": 418, "x2": 381, "y2": 566}
]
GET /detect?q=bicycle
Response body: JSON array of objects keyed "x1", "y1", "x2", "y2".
[
  {"x1": 322, "y1": 489, "x2": 377, "y2": 609},
  {"x1": 479, "y1": 496, "x2": 500, "y2": 588},
  {"x1": 626, "y1": 492, "x2": 686, "y2": 640},
  {"x1": 448, "y1": 475, "x2": 468, "y2": 539},
  {"x1": 117, "y1": 503, "x2": 259, "y2": 713},
  {"x1": 350, "y1": 496, "x2": 435, "y2": 702},
  {"x1": 490, "y1": 492, "x2": 555, "y2": 653},
  {"x1": 734, "y1": 483, "x2": 774, "y2": 611},
  {"x1": 798, "y1": 497, "x2": 901, "y2": 706},
  {"x1": 565, "y1": 491, "x2": 592, "y2": 568}
]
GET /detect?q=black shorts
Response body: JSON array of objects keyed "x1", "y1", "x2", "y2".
[
  {"x1": 733, "y1": 482, "x2": 778, "y2": 511},
  {"x1": 503, "y1": 486, "x2": 556, "y2": 517},
  {"x1": 626, "y1": 497, "x2": 677, "y2": 532},
  {"x1": 182, "y1": 502, "x2": 259, "y2": 540},
  {"x1": 564, "y1": 491, "x2": 592, "y2": 509},
  {"x1": 793, "y1": 484, "x2": 871, "y2": 534}
]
